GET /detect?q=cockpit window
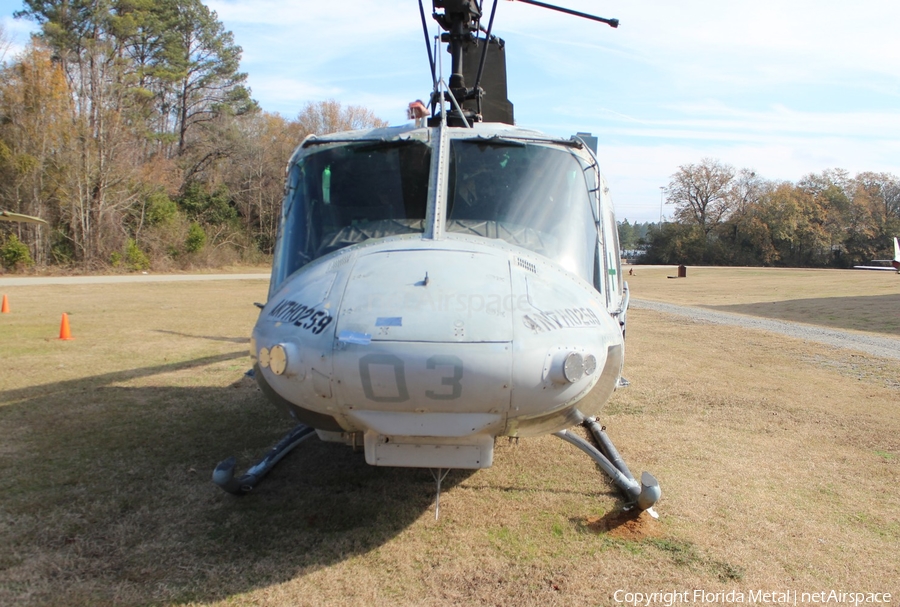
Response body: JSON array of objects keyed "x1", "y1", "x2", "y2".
[
  {"x1": 447, "y1": 140, "x2": 598, "y2": 281},
  {"x1": 271, "y1": 140, "x2": 431, "y2": 289}
]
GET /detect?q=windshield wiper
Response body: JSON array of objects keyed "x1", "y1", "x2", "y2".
[
  {"x1": 352, "y1": 139, "x2": 422, "y2": 153},
  {"x1": 459, "y1": 136, "x2": 526, "y2": 147},
  {"x1": 460, "y1": 134, "x2": 584, "y2": 149},
  {"x1": 302, "y1": 135, "x2": 425, "y2": 150}
]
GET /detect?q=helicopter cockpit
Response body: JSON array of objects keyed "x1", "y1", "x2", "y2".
[{"x1": 271, "y1": 128, "x2": 601, "y2": 293}]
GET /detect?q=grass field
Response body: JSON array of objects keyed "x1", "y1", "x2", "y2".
[
  {"x1": 0, "y1": 269, "x2": 898, "y2": 606},
  {"x1": 626, "y1": 265, "x2": 900, "y2": 336}
]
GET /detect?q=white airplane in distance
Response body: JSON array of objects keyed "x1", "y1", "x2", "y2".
[{"x1": 854, "y1": 237, "x2": 900, "y2": 273}]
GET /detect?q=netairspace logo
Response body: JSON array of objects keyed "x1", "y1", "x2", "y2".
[{"x1": 613, "y1": 589, "x2": 892, "y2": 606}]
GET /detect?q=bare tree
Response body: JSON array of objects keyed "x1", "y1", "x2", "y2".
[
  {"x1": 0, "y1": 22, "x2": 12, "y2": 64},
  {"x1": 296, "y1": 99, "x2": 388, "y2": 136},
  {"x1": 667, "y1": 158, "x2": 736, "y2": 236}
]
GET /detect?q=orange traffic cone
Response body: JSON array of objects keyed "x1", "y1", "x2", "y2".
[
  {"x1": 1, "y1": 294, "x2": 8, "y2": 313},
  {"x1": 59, "y1": 313, "x2": 73, "y2": 340}
]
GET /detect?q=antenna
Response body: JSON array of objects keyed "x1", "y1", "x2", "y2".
[
  {"x1": 472, "y1": 0, "x2": 499, "y2": 100},
  {"x1": 511, "y1": 0, "x2": 619, "y2": 28},
  {"x1": 418, "y1": 0, "x2": 437, "y2": 89}
]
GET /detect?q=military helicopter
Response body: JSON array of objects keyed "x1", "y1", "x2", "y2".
[{"x1": 214, "y1": 0, "x2": 661, "y2": 518}]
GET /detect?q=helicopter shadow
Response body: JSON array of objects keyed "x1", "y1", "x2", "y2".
[
  {"x1": 708, "y1": 294, "x2": 900, "y2": 337},
  {"x1": 0, "y1": 353, "x2": 473, "y2": 604},
  {"x1": 153, "y1": 328, "x2": 251, "y2": 343}
]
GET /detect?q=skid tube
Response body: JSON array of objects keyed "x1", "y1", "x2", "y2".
[
  {"x1": 213, "y1": 423, "x2": 316, "y2": 495},
  {"x1": 554, "y1": 416, "x2": 660, "y2": 516}
]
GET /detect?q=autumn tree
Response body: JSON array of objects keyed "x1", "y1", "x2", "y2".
[
  {"x1": 12, "y1": 0, "x2": 256, "y2": 263},
  {"x1": 0, "y1": 45, "x2": 72, "y2": 265},
  {"x1": 16, "y1": 0, "x2": 147, "y2": 262},
  {"x1": 223, "y1": 112, "x2": 303, "y2": 253},
  {"x1": 852, "y1": 171, "x2": 900, "y2": 249}
]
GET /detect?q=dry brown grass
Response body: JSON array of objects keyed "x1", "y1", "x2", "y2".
[{"x1": 1, "y1": 270, "x2": 898, "y2": 606}]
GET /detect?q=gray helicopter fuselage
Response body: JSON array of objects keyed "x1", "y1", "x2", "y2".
[{"x1": 251, "y1": 122, "x2": 627, "y2": 470}]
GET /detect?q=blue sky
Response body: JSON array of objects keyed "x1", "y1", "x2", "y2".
[{"x1": 3, "y1": 0, "x2": 899, "y2": 223}]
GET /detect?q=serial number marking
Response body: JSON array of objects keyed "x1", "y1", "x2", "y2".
[
  {"x1": 268, "y1": 299, "x2": 334, "y2": 335},
  {"x1": 522, "y1": 307, "x2": 603, "y2": 333}
]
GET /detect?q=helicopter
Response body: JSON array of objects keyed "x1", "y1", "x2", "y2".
[{"x1": 214, "y1": 0, "x2": 661, "y2": 518}]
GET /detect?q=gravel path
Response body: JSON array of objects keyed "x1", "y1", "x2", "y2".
[{"x1": 631, "y1": 298, "x2": 900, "y2": 362}]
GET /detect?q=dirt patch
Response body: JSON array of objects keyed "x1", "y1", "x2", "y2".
[{"x1": 584, "y1": 509, "x2": 662, "y2": 540}]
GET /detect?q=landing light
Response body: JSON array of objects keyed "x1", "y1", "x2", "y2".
[
  {"x1": 551, "y1": 350, "x2": 597, "y2": 384},
  {"x1": 563, "y1": 352, "x2": 584, "y2": 383},
  {"x1": 269, "y1": 344, "x2": 288, "y2": 376},
  {"x1": 258, "y1": 343, "x2": 301, "y2": 377},
  {"x1": 583, "y1": 354, "x2": 597, "y2": 376}
]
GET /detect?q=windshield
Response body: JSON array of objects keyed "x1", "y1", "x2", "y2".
[
  {"x1": 446, "y1": 140, "x2": 598, "y2": 281},
  {"x1": 271, "y1": 140, "x2": 431, "y2": 289}
]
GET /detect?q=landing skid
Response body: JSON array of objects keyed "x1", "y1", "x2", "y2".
[
  {"x1": 212, "y1": 418, "x2": 659, "y2": 520},
  {"x1": 554, "y1": 416, "x2": 660, "y2": 516},
  {"x1": 213, "y1": 423, "x2": 316, "y2": 495}
]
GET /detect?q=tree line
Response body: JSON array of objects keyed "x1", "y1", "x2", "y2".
[
  {"x1": 0, "y1": 3, "x2": 384, "y2": 272},
  {"x1": 3, "y1": 5, "x2": 898, "y2": 273},
  {"x1": 616, "y1": 219, "x2": 654, "y2": 251},
  {"x1": 637, "y1": 159, "x2": 900, "y2": 268}
]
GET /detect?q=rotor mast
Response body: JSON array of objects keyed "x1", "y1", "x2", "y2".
[{"x1": 431, "y1": 0, "x2": 483, "y2": 126}]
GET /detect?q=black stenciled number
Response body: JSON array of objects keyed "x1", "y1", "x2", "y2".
[
  {"x1": 272, "y1": 299, "x2": 334, "y2": 335},
  {"x1": 304, "y1": 310, "x2": 324, "y2": 330},
  {"x1": 359, "y1": 354, "x2": 410, "y2": 403},
  {"x1": 292, "y1": 307, "x2": 314, "y2": 326},
  {"x1": 425, "y1": 355, "x2": 464, "y2": 400},
  {"x1": 313, "y1": 315, "x2": 333, "y2": 335}
]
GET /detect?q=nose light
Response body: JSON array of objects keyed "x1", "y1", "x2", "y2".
[
  {"x1": 563, "y1": 352, "x2": 585, "y2": 383},
  {"x1": 269, "y1": 344, "x2": 288, "y2": 376},
  {"x1": 547, "y1": 348, "x2": 597, "y2": 385},
  {"x1": 258, "y1": 343, "x2": 302, "y2": 378},
  {"x1": 583, "y1": 354, "x2": 597, "y2": 376}
]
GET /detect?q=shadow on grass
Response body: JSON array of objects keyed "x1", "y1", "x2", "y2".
[
  {"x1": 708, "y1": 294, "x2": 900, "y2": 337},
  {"x1": 0, "y1": 354, "x2": 474, "y2": 605},
  {"x1": 153, "y1": 329, "x2": 251, "y2": 344}
]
